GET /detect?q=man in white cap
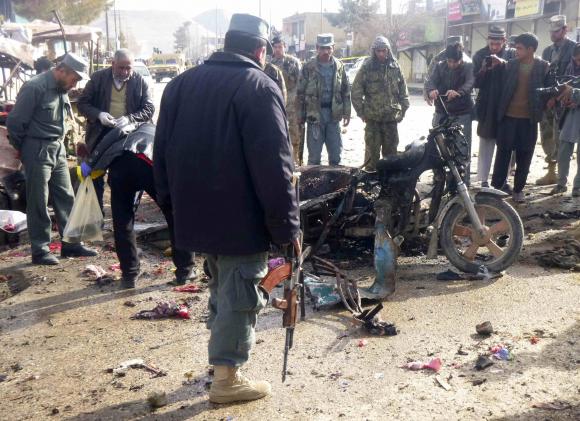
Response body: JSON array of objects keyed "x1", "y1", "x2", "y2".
[
  {"x1": 7, "y1": 53, "x2": 98, "y2": 265},
  {"x1": 537, "y1": 15, "x2": 576, "y2": 186}
]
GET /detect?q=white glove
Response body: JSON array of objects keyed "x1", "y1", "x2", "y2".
[
  {"x1": 114, "y1": 116, "x2": 130, "y2": 128},
  {"x1": 98, "y1": 112, "x2": 116, "y2": 127}
]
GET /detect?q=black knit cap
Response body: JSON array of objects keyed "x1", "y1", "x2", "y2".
[{"x1": 488, "y1": 25, "x2": 506, "y2": 39}]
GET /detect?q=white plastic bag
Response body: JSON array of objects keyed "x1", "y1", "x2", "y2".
[{"x1": 62, "y1": 177, "x2": 103, "y2": 243}]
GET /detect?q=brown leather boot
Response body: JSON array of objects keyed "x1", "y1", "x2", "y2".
[
  {"x1": 535, "y1": 163, "x2": 557, "y2": 185},
  {"x1": 209, "y1": 366, "x2": 271, "y2": 404}
]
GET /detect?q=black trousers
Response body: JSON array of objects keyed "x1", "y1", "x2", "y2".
[
  {"x1": 491, "y1": 117, "x2": 537, "y2": 193},
  {"x1": 108, "y1": 152, "x2": 194, "y2": 280}
]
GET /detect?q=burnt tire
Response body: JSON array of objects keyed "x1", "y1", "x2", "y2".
[{"x1": 440, "y1": 195, "x2": 523, "y2": 274}]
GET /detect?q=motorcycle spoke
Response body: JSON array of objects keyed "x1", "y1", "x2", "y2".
[
  {"x1": 463, "y1": 243, "x2": 479, "y2": 260},
  {"x1": 453, "y1": 224, "x2": 472, "y2": 237},
  {"x1": 486, "y1": 240, "x2": 504, "y2": 258},
  {"x1": 489, "y1": 219, "x2": 509, "y2": 235}
]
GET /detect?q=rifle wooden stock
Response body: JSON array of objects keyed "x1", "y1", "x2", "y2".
[
  {"x1": 282, "y1": 288, "x2": 298, "y2": 328},
  {"x1": 259, "y1": 262, "x2": 292, "y2": 294}
]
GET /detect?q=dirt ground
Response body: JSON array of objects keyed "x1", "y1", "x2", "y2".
[{"x1": 0, "y1": 93, "x2": 579, "y2": 420}]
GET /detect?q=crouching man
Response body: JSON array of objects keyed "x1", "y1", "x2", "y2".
[{"x1": 80, "y1": 124, "x2": 195, "y2": 288}]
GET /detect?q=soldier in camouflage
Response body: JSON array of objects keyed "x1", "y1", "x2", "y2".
[
  {"x1": 297, "y1": 33, "x2": 351, "y2": 166},
  {"x1": 270, "y1": 36, "x2": 303, "y2": 164},
  {"x1": 263, "y1": 62, "x2": 287, "y2": 103},
  {"x1": 351, "y1": 36, "x2": 409, "y2": 170}
]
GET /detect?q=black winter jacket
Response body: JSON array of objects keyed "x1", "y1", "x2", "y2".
[
  {"x1": 153, "y1": 51, "x2": 300, "y2": 255},
  {"x1": 77, "y1": 68, "x2": 155, "y2": 151}
]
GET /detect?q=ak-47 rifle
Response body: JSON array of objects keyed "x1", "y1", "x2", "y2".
[{"x1": 258, "y1": 173, "x2": 308, "y2": 382}]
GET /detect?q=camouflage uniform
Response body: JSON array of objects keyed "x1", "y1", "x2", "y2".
[
  {"x1": 297, "y1": 56, "x2": 351, "y2": 165},
  {"x1": 351, "y1": 51, "x2": 409, "y2": 171},
  {"x1": 264, "y1": 62, "x2": 287, "y2": 103},
  {"x1": 271, "y1": 54, "x2": 303, "y2": 164}
]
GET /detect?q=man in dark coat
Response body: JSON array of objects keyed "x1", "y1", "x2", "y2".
[
  {"x1": 473, "y1": 26, "x2": 516, "y2": 187},
  {"x1": 77, "y1": 49, "x2": 154, "y2": 210},
  {"x1": 425, "y1": 42, "x2": 474, "y2": 183},
  {"x1": 484, "y1": 33, "x2": 550, "y2": 202},
  {"x1": 154, "y1": 13, "x2": 300, "y2": 404},
  {"x1": 537, "y1": 15, "x2": 577, "y2": 185}
]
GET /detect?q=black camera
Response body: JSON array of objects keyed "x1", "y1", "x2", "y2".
[{"x1": 484, "y1": 56, "x2": 493, "y2": 67}]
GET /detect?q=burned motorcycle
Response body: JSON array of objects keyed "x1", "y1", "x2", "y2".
[{"x1": 299, "y1": 109, "x2": 524, "y2": 299}]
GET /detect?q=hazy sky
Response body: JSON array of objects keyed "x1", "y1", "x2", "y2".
[{"x1": 115, "y1": 0, "x2": 391, "y2": 29}]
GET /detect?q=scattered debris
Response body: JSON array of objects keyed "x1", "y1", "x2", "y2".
[
  {"x1": 436, "y1": 268, "x2": 502, "y2": 282},
  {"x1": 51, "y1": 408, "x2": 59, "y2": 415},
  {"x1": 530, "y1": 336, "x2": 540, "y2": 345},
  {"x1": 0, "y1": 274, "x2": 11, "y2": 282},
  {"x1": 130, "y1": 301, "x2": 190, "y2": 320},
  {"x1": 11, "y1": 363, "x2": 22, "y2": 372},
  {"x1": 404, "y1": 358, "x2": 442, "y2": 372},
  {"x1": 172, "y1": 284, "x2": 201, "y2": 293},
  {"x1": 457, "y1": 345, "x2": 469, "y2": 356},
  {"x1": 82, "y1": 265, "x2": 107, "y2": 278},
  {"x1": 304, "y1": 275, "x2": 342, "y2": 309},
  {"x1": 49, "y1": 242, "x2": 61, "y2": 252},
  {"x1": 531, "y1": 401, "x2": 572, "y2": 411},
  {"x1": 491, "y1": 346, "x2": 511, "y2": 361},
  {"x1": 435, "y1": 375, "x2": 451, "y2": 391},
  {"x1": 476, "y1": 321, "x2": 494, "y2": 336},
  {"x1": 374, "y1": 372, "x2": 384, "y2": 380},
  {"x1": 0, "y1": 374, "x2": 7, "y2": 382},
  {"x1": 147, "y1": 391, "x2": 168, "y2": 409},
  {"x1": 108, "y1": 358, "x2": 167, "y2": 378},
  {"x1": 109, "y1": 263, "x2": 121, "y2": 272},
  {"x1": 123, "y1": 301, "x2": 136, "y2": 307},
  {"x1": 352, "y1": 303, "x2": 398, "y2": 336},
  {"x1": 536, "y1": 240, "x2": 580, "y2": 271},
  {"x1": 358, "y1": 339, "x2": 367, "y2": 347},
  {"x1": 475, "y1": 355, "x2": 494, "y2": 371},
  {"x1": 472, "y1": 378, "x2": 487, "y2": 386}
]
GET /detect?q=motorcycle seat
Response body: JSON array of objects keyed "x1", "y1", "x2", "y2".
[{"x1": 376, "y1": 139, "x2": 426, "y2": 172}]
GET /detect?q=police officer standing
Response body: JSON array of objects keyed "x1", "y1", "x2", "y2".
[
  {"x1": 537, "y1": 15, "x2": 576, "y2": 186},
  {"x1": 7, "y1": 54, "x2": 97, "y2": 265},
  {"x1": 154, "y1": 14, "x2": 300, "y2": 403},
  {"x1": 270, "y1": 36, "x2": 303, "y2": 164},
  {"x1": 351, "y1": 36, "x2": 409, "y2": 170},
  {"x1": 297, "y1": 33, "x2": 351, "y2": 166}
]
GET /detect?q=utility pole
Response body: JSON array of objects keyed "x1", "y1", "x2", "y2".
[
  {"x1": 215, "y1": 6, "x2": 218, "y2": 51},
  {"x1": 385, "y1": 0, "x2": 392, "y2": 29},
  {"x1": 320, "y1": 0, "x2": 323, "y2": 32},
  {"x1": 113, "y1": 0, "x2": 118, "y2": 46},
  {"x1": 104, "y1": 6, "x2": 110, "y2": 52}
]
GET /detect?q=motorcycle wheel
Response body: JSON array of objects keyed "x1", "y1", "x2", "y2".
[{"x1": 440, "y1": 195, "x2": 523, "y2": 274}]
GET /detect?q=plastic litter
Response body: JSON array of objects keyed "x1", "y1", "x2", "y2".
[
  {"x1": 0, "y1": 210, "x2": 26, "y2": 233},
  {"x1": 82, "y1": 265, "x2": 107, "y2": 278},
  {"x1": 404, "y1": 357, "x2": 442, "y2": 372},
  {"x1": 109, "y1": 358, "x2": 167, "y2": 378},
  {"x1": 491, "y1": 347, "x2": 511, "y2": 361},
  {"x1": 131, "y1": 301, "x2": 190, "y2": 320},
  {"x1": 304, "y1": 275, "x2": 342, "y2": 309},
  {"x1": 268, "y1": 257, "x2": 285, "y2": 270},
  {"x1": 62, "y1": 177, "x2": 103, "y2": 243}
]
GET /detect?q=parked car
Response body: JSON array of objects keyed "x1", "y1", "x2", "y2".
[{"x1": 132, "y1": 61, "x2": 154, "y2": 86}]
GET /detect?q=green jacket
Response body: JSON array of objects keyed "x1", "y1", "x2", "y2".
[
  {"x1": 297, "y1": 56, "x2": 351, "y2": 123},
  {"x1": 7, "y1": 71, "x2": 71, "y2": 150},
  {"x1": 351, "y1": 56, "x2": 409, "y2": 122}
]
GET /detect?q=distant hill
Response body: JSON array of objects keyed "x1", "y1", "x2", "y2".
[{"x1": 91, "y1": 8, "x2": 230, "y2": 59}]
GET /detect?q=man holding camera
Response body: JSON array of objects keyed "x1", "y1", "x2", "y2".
[{"x1": 473, "y1": 26, "x2": 515, "y2": 187}]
